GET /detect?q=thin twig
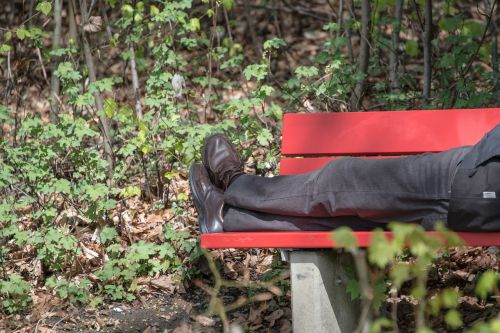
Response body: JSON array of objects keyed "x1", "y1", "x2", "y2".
[
  {"x1": 461, "y1": 0, "x2": 497, "y2": 78},
  {"x1": 36, "y1": 48, "x2": 49, "y2": 84},
  {"x1": 351, "y1": 249, "x2": 373, "y2": 333},
  {"x1": 7, "y1": 51, "x2": 12, "y2": 80},
  {"x1": 87, "y1": 0, "x2": 96, "y2": 17},
  {"x1": 222, "y1": 7, "x2": 233, "y2": 44},
  {"x1": 422, "y1": 0, "x2": 432, "y2": 103}
]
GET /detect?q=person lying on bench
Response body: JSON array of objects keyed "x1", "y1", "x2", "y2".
[{"x1": 189, "y1": 127, "x2": 500, "y2": 233}]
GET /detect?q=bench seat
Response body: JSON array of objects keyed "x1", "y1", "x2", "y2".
[{"x1": 201, "y1": 231, "x2": 500, "y2": 248}]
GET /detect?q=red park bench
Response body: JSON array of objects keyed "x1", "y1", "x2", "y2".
[{"x1": 200, "y1": 108, "x2": 500, "y2": 333}]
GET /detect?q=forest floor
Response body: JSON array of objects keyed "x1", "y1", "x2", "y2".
[
  {"x1": 1, "y1": 247, "x2": 293, "y2": 333},
  {"x1": 1, "y1": 246, "x2": 498, "y2": 332}
]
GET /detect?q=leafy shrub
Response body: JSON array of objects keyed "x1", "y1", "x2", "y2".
[{"x1": 0, "y1": 274, "x2": 32, "y2": 314}]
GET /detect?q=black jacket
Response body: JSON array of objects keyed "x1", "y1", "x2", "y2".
[{"x1": 448, "y1": 125, "x2": 500, "y2": 231}]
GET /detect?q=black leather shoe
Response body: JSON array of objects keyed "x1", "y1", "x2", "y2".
[
  {"x1": 202, "y1": 134, "x2": 244, "y2": 190},
  {"x1": 189, "y1": 164, "x2": 224, "y2": 233}
]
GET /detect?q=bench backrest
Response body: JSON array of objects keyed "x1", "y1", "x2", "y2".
[{"x1": 280, "y1": 108, "x2": 500, "y2": 175}]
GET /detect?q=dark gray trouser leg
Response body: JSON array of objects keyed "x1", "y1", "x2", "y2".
[
  {"x1": 223, "y1": 206, "x2": 384, "y2": 231},
  {"x1": 224, "y1": 147, "x2": 470, "y2": 224}
]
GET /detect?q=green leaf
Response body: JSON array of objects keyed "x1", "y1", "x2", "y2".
[
  {"x1": 323, "y1": 22, "x2": 340, "y2": 32},
  {"x1": 256, "y1": 129, "x2": 273, "y2": 146},
  {"x1": 463, "y1": 20, "x2": 483, "y2": 38},
  {"x1": 243, "y1": 64, "x2": 268, "y2": 81},
  {"x1": 100, "y1": 227, "x2": 118, "y2": 244},
  {"x1": 295, "y1": 66, "x2": 319, "y2": 79},
  {"x1": 91, "y1": 78, "x2": 114, "y2": 93},
  {"x1": 475, "y1": 271, "x2": 498, "y2": 299},
  {"x1": 390, "y1": 262, "x2": 410, "y2": 289},
  {"x1": 74, "y1": 93, "x2": 94, "y2": 107},
  {"x1": 263, "y1": 37, "x2": 286, "y2": 50},
  {"x1": 0, "y1": 105, "x2": 14, "y2": 121},
  {"x1": 122, "y1": 4, "x2": 134, "y2": 18},
  {"x1": 438, "y1": 16, "x2": 463, "y2": 32},
  {"x1": 445, "y1": 309, "x2": 463, "y2": 329},
  {"x1": 53, "y1": 179, "x2": 71, "y2": 194},
  {"x1": 0, "y1": 44, "x2": 11, "y2": 54},
  {"x1": 103, "y1": 199, "x2": 117, "y2": 210},
  {"x1": 257, "y1": 85, "x2": 274, "y2": 98},
  {"x1": 36, "y1": 1, "x2": 52, "y2": 16},
  {"x1": 222, "y1": 0, "x2": 234, "y2": 11},
  {"x1": 331, "y1": 227, "x2": 358, "y2": 248},
  {"x1": 122, "y1": 186, "x2": 141, "y2": 198},
  {"x1": 372, "y1": 277, "x2": 387, "y2": 309},
  {"x1": 54, "y1": 62, "x2": 82, "y2": 81},
  {"x1": 369, "y1": 318, "x2": 392, "y2": 333},
  {"x1": 441, "y1": 288, "x2": 460, "y2": 308},
  {"x1": 104, "y1": 98, "x2": 117, "y2": 118},
  {"x1": 346, "y1": 279, "x2": 360, "y2": 300},
  {"x1": 188, "y1": 18, "x2": 200, "y2": 31},
  {"x1": 83, "y1": 183, "x2": 109, "y2": 200},
  {"x1": 16, "y1": 27, "x2": 28, "y2": 40},
  {"x1": 368, "y1": 229, "x2": 393, "y2": 268},
  {"x1": 266, "y1": 103, "x2": 282, "y2": 120},
  {"x1": 150, "y1": 5, "x2": 159, "y2": 16},
  {"x1": 405, "y1": 40, "x2": 418, "y2": 57}
]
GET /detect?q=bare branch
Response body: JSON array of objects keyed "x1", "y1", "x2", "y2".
[
  {"x1": 350, "y1": 0, "x2": 371, "y2": 111},
  {"x1": 389, "y1": 0, "x2": 404, "y2": 94},
  {"x1": 50, "y1": 0, "x2": 62, "y2": 123},
  {"x1": 422, "y1": 0, "x2": 432, "y2": 103}
]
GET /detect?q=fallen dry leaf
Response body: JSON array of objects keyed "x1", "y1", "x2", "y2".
[
  {"x1": 150, "y1": 275, "x2": 176, "y2": 293},
  {"x1": 84, "y1": 16, "x2": 103, "y2": 33},
  {"x1": 142, "y1": 326, "x2": 156, "y2": 333},
  {"x1": 192, "y1": 315, "x2": 215, "y2": 327},
  {"x1": 265, "y1": 309, "x2": 284, "y2": 326},
  {"x1": 279, "y1": 319, "x2": 292, "y2": 333},
  {"x1": 248, "y1": 302, "x2": 269, "y2": 324}
]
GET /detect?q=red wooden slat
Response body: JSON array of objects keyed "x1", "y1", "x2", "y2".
[
  {"x1": 282, "y1": 108, "x2": 500, "y2": 156},
  {"x1": 201, "y1": 231, "x2": 500, "y2": 248}
]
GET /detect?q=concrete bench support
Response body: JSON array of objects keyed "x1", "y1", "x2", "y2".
[{"x1": 290, "y1": 250, "x2": 360, "y2": 333}]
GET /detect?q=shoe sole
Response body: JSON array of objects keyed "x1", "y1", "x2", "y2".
[{"x1": 188, "y1": 165, "x2": 209, "y2": 234}]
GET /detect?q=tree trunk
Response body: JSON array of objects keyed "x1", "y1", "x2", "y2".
[
  {"x1": 50, "y1": 0, "x2": 62, "y2": 123},
  {"x1": 79, "y1": 0, "x2": 115, "y2": 183},
  {"x1": 129, "y1": 44, "x2": 143, "y2": 120},
  {"x1": 346, "y1": 0, "x2": 355, "y2": 63},
  {"x1": 491, "y1": 0, "x2": 499, "y2": 103},
  {"x1": 350, "y1": 0, "x2": 371, "y2": 111},
  {"x1": 68, "y1": 0, "x2": 78, "y2": 43},
  {"x1": 389, "y1": 0, "x2": 404, "y2": 94},
  {"x1": 423, "y1": 0, "x2": 432, "y2": 103}
]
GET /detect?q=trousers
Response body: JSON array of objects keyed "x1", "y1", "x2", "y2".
[{"x1": 222, "y1": 146, "x2": 470, "y2": 231}]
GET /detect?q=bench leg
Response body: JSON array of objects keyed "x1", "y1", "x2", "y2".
[{"x1": 290, "y1": 250, "x2": 360, "y2": 333}]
